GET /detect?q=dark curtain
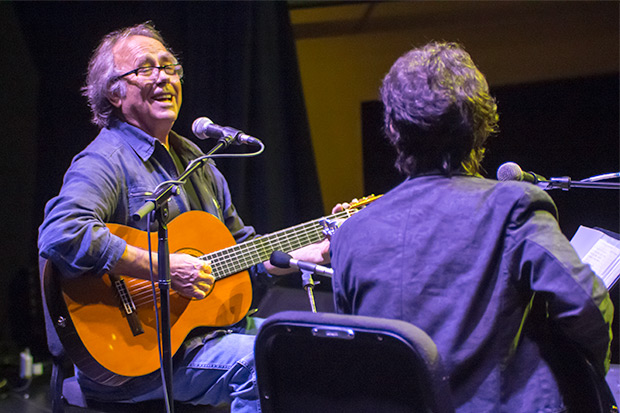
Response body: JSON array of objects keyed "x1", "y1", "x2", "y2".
[{"x1": 13, "y1": 0, "x2": 323, "y2": 238}]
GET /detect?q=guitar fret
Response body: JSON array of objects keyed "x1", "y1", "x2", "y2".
[
  {"x1": 237, "y1": 242, "x2": 256, "y2": 270},
  {"x1": 221, "y1": 247, "x2": 238, "y2": 275}
]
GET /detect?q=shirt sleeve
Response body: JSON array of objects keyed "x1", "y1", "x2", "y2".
[
  {"x1": 506, "y1": 186, "x2": 614, "y2": 376},
  {"x1": 38, "y1": 150, "x2": 127, "y2": 279},
  {"x1": 330, "y1": 222, "x2": 354, "y2": 315}
]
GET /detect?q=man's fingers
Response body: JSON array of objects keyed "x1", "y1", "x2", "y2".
[{"x1": 332, "y1": 198, "x2": 360, "y2": 214}]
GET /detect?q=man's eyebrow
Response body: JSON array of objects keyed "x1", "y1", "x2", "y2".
[
  {"x1": 132, "y1": 51, "x2": 176, "y2": 67},
  {"x1": 134, "y1": 56, "x2": 153, "y2": 67},
  {"x1": 136, "y1": 54, "x2": 176, "y2": 67},
  {"x1": 159, "y1": 52, "x2": 176, "y2": 62}
]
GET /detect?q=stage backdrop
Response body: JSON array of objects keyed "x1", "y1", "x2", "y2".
[{"x1": 13, "y1": 1, "x2": 323, "y2": 235}]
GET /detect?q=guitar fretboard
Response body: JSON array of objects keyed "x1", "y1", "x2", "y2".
[{"x1": 203, "y1": 209, "x2": 357, "y2": 280}]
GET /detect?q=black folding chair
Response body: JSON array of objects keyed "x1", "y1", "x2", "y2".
[{"x1": 254, "y1": 311, "x2": 454, "y2": 413}]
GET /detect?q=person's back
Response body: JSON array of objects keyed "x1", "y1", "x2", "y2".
[
  {"x1": 329, "y1": 42, "x2": 613, "y2": 412},
  {"x1": 331, "y1": 174, "x2": 612, "y2": 411}
]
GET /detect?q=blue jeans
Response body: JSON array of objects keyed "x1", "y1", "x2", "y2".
[{"x1": 78, "y1": 317, "x2": 264, "y2": 412}]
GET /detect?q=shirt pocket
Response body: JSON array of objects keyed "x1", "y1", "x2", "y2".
[{"x1": 128, "y1": 186, "x2": 157, "y2": 231}]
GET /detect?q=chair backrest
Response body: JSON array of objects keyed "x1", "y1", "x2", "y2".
[{"x1": 254, "y1": 311, "x2": 455, "y2": 413}]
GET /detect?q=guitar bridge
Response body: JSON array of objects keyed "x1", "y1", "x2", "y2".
[{"x1": 111, "y1": 275, "x2": 144, "y2": 336}]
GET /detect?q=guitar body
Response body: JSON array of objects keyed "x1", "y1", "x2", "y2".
[
  {"x1": 43, "y1": 211, "x2": 252, "y2": 385},
  {"x1": 43, "y1": 195, "x2": 381, "y2": 386}
]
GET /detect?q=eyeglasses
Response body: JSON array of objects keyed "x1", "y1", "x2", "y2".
[{"x1": 115, "y1": 63, "x2": 184, "y2": 80}]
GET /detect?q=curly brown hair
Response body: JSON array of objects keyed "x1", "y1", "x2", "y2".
[{"x1": 380, "y1": 42, "x2": 499, "y2": 177}]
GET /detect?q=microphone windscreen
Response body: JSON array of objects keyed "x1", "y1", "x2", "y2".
[
  {"x1": 270, "y1": 251, "x2": 292, "y2": 269},
  {"x1": 192, "y1": 117, "x2": 213, "y2": 139},
  {"x1": 497, "y1": 162, "x2": 523, "y2": 181}
]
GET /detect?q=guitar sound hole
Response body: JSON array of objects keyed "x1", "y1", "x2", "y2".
[{"x1": 175, "y1": 248, "x2": 204, "y2": 257}]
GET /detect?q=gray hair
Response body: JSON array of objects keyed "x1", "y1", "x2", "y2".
[{"x1": 82, "y1": 22, "x2": 177, "y2": 128}]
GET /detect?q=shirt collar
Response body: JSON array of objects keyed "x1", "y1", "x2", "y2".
[{"x1": 109, "y1": 119, "x2": 163, "y2": 162}]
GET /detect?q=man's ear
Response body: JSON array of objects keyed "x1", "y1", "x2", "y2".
[
  {"x1": 107, "y1": 90, "x2": 122, "y2": 108},
  {"x1": 387, "y1": 119, "x2": 397, "y2": 135}
]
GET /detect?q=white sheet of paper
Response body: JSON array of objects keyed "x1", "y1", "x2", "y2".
[{"x1": 571, "y1": 226, "x2": 620, "y2": 289}]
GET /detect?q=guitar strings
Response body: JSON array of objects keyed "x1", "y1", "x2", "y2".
[{"x1": 125, "y1": 208, "x2": 359, "y2": 307}]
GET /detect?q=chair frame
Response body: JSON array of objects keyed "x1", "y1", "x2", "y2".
[{"x1": 254, "y1": 311, "x2": 454, "y2": 413}]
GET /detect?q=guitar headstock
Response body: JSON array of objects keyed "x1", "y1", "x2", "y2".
[
  {"x1": 346, "y1": 194, "x2": 382, "y2": 210},
  {"x1": 321, "y1": 194, "x2": 383, "y2": 239}
]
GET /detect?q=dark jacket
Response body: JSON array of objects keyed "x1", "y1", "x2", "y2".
[{"x1": 331, "y1": 174, "x2": 613, "y2": 412}]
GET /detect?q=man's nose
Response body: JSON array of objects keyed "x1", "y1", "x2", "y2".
[{"x1": 154, "y1": 67, "x2": 172, "y2": 84}]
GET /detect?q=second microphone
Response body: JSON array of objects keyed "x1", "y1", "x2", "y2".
[{"x1": 270, "y1": 251, "x2": 334, "y2": 278}]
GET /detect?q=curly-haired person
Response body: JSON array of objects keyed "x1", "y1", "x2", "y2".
[{"x1": 330, "y1": 42, "x2": 613, "y2": 412}]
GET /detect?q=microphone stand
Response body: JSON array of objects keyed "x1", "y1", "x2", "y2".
[
  {"x1": 539, "y1": 177, "x2": 620, "y2": 191},
  {"x1": 132, "y1": 134, "x2": 238, "y2": 413},
  {"x1": 300, "y1": 269, "x2": 319, "y2": 313}
]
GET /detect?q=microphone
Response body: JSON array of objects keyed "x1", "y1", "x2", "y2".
[
  {"x1": 270, "y1": 251, "x2": 334, "y2": 278},
  {"x1": 497, "y1": 162, "x2": 547, "y2": 184},
  {"x1": 192, "y1": 117, "x2": 260, "y2": 145}
]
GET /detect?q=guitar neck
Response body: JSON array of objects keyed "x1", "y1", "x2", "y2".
[{"x1": 204, "y1": 209, "x2": 355, "y2": 280}]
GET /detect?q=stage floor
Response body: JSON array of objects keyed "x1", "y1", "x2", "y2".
[{"x1": 1, "y1": 365, "x2": 618, "y2": 412}]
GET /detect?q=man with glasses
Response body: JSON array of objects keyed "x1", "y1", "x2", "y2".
[{"x1": 39, "y1": 22, "x2": 332, "y2": 411}]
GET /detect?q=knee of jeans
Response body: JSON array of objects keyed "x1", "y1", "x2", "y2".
[
  {"x1": 184, "y1": 332, "x2": 257, "y2": 381},
  {"x1": 229, "y1": 356, "x2": 258, "y2": 399}
]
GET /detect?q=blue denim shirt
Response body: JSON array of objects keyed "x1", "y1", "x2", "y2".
[
  {"x1": 331, "y1": 174, "x2": 613, "y2": 413},
  {"x1": 39, "y1": 119, "x2": 259, "y2": 277}
]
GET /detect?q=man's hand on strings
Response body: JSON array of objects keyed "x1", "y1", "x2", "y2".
[
  {"x1": 111, "y1": 245, "x2": 214, "y2": 299},
  {"x1": 169, "y1": 254, "x2": 214, "y2": 299},
  {"x1": 263, "y1": 200, "x2": 355, "y2": 275}
]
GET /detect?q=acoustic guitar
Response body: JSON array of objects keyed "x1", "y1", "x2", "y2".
[{"x1": 43, "y1": 195, "x2": 379, "y2": 386}]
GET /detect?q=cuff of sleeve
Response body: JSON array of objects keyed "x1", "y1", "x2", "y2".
[
  {"x1": 251, "y1": 263, "x2": 277, "y2": 287},
  {"x1": 249, "y1": 263, "x2": 277, "y2": 311},
  {"x1": 95, "y1": 235, "x2": 127, "y2": 276}
]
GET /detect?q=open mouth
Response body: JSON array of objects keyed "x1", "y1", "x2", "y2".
[{"x1": 152, "y1": 93, "x2": 173, "y2": 102}]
